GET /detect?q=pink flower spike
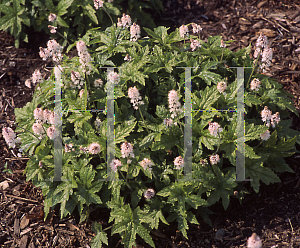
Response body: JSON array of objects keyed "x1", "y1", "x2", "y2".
[{"x1": 247, "y1": 233, "x2": 262, "y2": 248}]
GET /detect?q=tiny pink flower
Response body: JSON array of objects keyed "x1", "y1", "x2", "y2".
[
  {"x1": 121, "y1": 141, "x2": 134, "y2": 159},
  {"x1": 117, "y1": 13, "x2": 132, "y2": 28},
  {"x1": 88, "y1": 142, "x2": 101, "y2": 154},
  {"x1": 163, "y1": 118, "x2": 175, "y2": 127},
  {"x1": 168, "y1": 90, "x2": 183, "y2": 119},
  {"x1": 46, "y1": 126, "x2": 56, "y2": 140},
  {"x1": 250, "y1": 78, "x2": 261, "y2": 91},
  {"x1": 124, "y1": 54, "x2": 132, "y2": 61},
  {"x1": 209, "y1": 154, "x2": 220, "y2": 165},
  {"x1": 65, "y1": 143, "x2": 74, "y2": 153},
  {"x1": 48, "y1": 25, "x2": 57, "y2": 34},
  {"x1": 260, "y1": 130, "x2": 270, "y2": 141},
  {"x1": 179, "y1": 24, "x2": 189, "y2": 38},
  {"x1": 128, "y1": 86, "x2": 144, "y2": 110},
  {"x1": 32, "y1": 69, "x2": 43, "y2": 85},
  {"x1": 217, "y1": 81, "x2": 227, "y2": 94},
  {"x1": 208, "y1": 121, "x2": 223, "y2": 137},
  {"x1": 174, "y1": 156, "x2": 184, "y2": 170},
  {"x1": 25, "y1": 79, "x2": 32, "y2": 88},
  {"x1": 32, "y1": 123, "x2": 45, "y2": 136},
  {"x1": 130, "y1": 23, "x2": 141, "y2": 41},
  {"x1": 94, "y1": 79, "x2": 103, "y2": 88},
  {"x1": 110, "y1": 159, "x2": 122, "y2": 172},
  {"x1": 34, "y1": 108, "x2": 45, "y2": 124},
  {"x1": 107, "y1": 71, "x2": 120, "y2": 85},
  {"x1": 191, "y1": 23, "x2": 202, "y2": 34},
  {"x1": 190, "y1": 39, "x2": 201, "y2": 51},
  {"x1": 2, "y1": 127, "x2": 17, "y2": 148},
  {"x1": 144, "y1": 188, "x2": 155, "y2": 200},
  {"x1": 261, "y1": 106, "x2": 272, "y2": 127},
  {"x1": 93, "y1": 0, "x2": 104, "y2": 9},
  {"x1": 139, "y1": 158, "x2": 154, "y2": 171},
  {"x1": 270, "y1": 112, "x2": 280, "y2": 128},
  {"x1": 43, "y1": 109, "x2": 52, "y2": 124},
  {"x1": 48, "y1": 13, "x2": 57, "y2": 22},
  {"x1": 247, "y1": 233, "x2": 262, "y2": 248}
]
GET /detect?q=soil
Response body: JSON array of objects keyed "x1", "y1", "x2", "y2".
[{"x1": 1, "y1": 0, "x2": 300, "y2": 247}]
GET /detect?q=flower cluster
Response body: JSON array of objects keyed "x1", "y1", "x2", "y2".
[
  {"x1": 250, "y1": 78, "x2": 261, "y2": 91},
  {"x1": 254, "y1": 33, "x2": 267, "y2": 58},
  {"x1": 191, "y1": 23, "x2": 202, "y2": 34},
  {"x1": 107, "y1": 71, "x2": 120, "y2": 85},
  {"x1": 70, "y1": 70, "x2": 85, "y2": 89},
  {"x1": 209, "y1": 154, "x2": 220, "y2": 165},
  {"x1": 144, "y1": 188, "x2": 155, "y2": 200},
  {"x1": 261, "y1": 106, "x2": 280, "y2": 128},
  {"x1": 190, "y1": 39, "x2": 201, "y2": 51},
  {"x1": 168, "y1": 90, "x2": 183, "y2": 119},
  {"x1": 260, "y1": 130, "x2": 270, "y2": 141},
  {"x1": 139, "y1": 158, "x2": 154, "y2": 171},
  {"x1": 2, "y1": 127, "x2": 20, "y2": 148},
  {"x1": 76, "y1": 40, "x2": 92, "y2": 74},
  {"x1": 93, "y1": 0, "x2": 104, "y2": 9},
  {"x1": 39, "y1": 39, "x2": 63, "y2": 62},
  {"x1": 253, "y1": 33, "x2": 273, "y2": 73},
  {"x1": 260, "y1": 46, "x2": 273, "y2": 72},
  {"x1": 25, "y1": 69, "x2": 44, "y2": 89},
  {"x1": 48, "y1": 13, "x2": 57, "y2": 22},
  {"x1": 65, "y1": 143, "x2": 75, "y2": 153},
  {"x1": 217, "y1": 80, "x2": 227, "y2": 94},
  {"x1": 163, "y1": 118, "x2": 176, "y2": 128},
  {"x1": 220, "y1": 39, "x2": 226, "y2": 48},
  {"x1": 110, "y1": 159, "x2": 122, "y2": 172},
  {"x1": 121, "y1": 141, "x2": 135, "y2": 163},
  {"x1": 179, "y1": 24, "x2": 189, "y2": 38},
  {"x1": 79, "y1": 89, "x2": 90, "y2": 101},
  {"x1": 208, "y1": 121, "x2": 223, "y2": 137},
  {"x1": 247, "y1": 233, "x2": 262, "y2": 248},
  {"x1": 117, "y1": 13, "x2": 132, "y2": 28},
  {"x1": 124, "y1": 54, "x2": 132, "y2": 61},
  {"x1": 94, "y1": 79, "x2": 103, "y2": 88},
  {"x1": 130, "y1": 23, "x2": 141, "y2": 41},
  {"x1": 88, "y1": 142, "x2": 101, "y2": 154},
  {"x1": 46, "y1": 126, "x2": 57, "y2": 140},
  {"x1": 33, "y1": 108, "x2": 61, "y2": 140},
  {"x1": 32, "y1": 123, "x2": 45, "y2": 136},
  {"x1": 48, "y1": 25, "x2": 57, "y2": 34},
  {"x1": 128, "y1": 86, "x2": 144, "y2": 110},
  {"x1": 174, "y1": 156, "x2": 184, "y2": 170}
]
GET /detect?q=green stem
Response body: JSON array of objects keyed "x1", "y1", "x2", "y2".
[
  {"x1": 118, "y1": 167, "x2": 133, "y2": 191},
  {"x1": 246, "y1": 52, "x2": 261, "y2": 88},
  {"x1": 138, "y1": 107, "x2": 150, "y2": 134},
  {"x1": 56, "y1": 30, "x2": 70, "y2": 46},
  {"x1": 15, "y1": 124, "x2": 40, "y2": 140},
  {"x1": 213, "y1": 132, "x2": 221, "y2": 155},
  {"x1": 102, "y1": 7, "x2": 114, "y2": 26}
]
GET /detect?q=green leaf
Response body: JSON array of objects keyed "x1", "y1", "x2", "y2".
[
  {"x1": 245, "y1": 123, "x2": 268, "y2": 142},
  {"x1": 115, "y1": 120, "x2": 136, "y2": 144},
  {"x1": 84, "y1": 4, "x2": 98, "y2": 24},
  {"x1": 193, "y1": 86, "x2": 220, "y2": 110},
  {"x1": 90, "y1": 222, "x2": 108, "y2": 248},
  {"x1": 246, "y1": 162, "x2": 281, "y2": 193}
]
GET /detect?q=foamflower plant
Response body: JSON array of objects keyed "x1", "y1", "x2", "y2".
[{"x1": 7, "y1": 17, "x2": 300, "y2": 248}]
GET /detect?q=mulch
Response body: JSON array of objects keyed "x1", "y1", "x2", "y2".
[{"x1": 1, "y1": 0, "x2": 300, "y2": 247}]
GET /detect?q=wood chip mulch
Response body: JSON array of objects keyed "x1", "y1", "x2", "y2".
[{"x1": 1, "y1": 0, "x2": 300, "y2": 247}]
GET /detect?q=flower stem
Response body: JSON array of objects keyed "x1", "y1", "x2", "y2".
[
  {"x1": 138, "y1": 107, "x2": 151, "y2": 134},
  {"x1": 103, "y1": 7, "x2": 114, "y2": 26}
]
